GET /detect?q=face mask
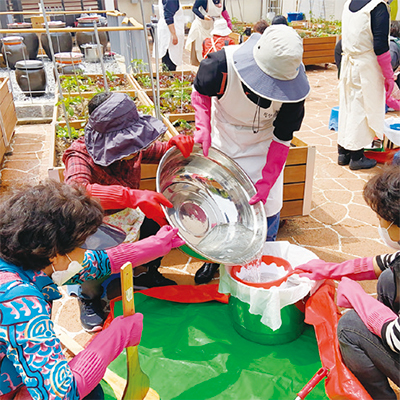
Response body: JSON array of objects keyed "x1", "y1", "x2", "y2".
[
  {"x1": 52, "y1": 254, "x2": 83, "y2": 286},
  {"x1": 378, "y1": 222, "x2": 400, "y2": 250}
]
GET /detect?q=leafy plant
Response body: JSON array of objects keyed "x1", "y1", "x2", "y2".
[
  {"x1": 137, "y1": 75, "x2": 152, "y2": 88},
  {"x1": 173, "y1": 119, "x2": 192, "y2": 130},
  {"x1": 56, "y1": 125, "x2": 85, "y2": 140},
  {"x1": 131, "y1": 59, "x2": 148, "y2": 75},
  {"x1": 56, "y1": 96, "x2": 88, "y2": 121},
  {"x1": 138, "y1": 104, "x2": 155, "y2": 115},
  {"x1": 105, "y1": 70, "x2": 117, "y2": 82}
]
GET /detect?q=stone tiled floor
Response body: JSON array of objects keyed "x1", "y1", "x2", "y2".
[{"x1": 1, "y1": 59, "x2": 399, "y2": 396}]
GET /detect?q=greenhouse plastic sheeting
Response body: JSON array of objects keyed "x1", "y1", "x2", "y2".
[{"x1": 105, "y1": 293, "x2": 328, "y2": 400}]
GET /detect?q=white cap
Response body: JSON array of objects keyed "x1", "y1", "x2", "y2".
[{"x1": 211, "y1": 18, "x2": 232, "y2": 37}]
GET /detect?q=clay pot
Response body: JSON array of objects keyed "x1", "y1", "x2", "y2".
[
  {"x1": 76, "y1": 16, "x2": 108, "y2": 55},
  {"x1": 40, "y1": 21, "x2": 72, "y2": 60},
  {"x1": 15, "y1": 60, "x2": 47, "y2": 97},
  {"x1": 1, "y1": 36, "x2": 28, "y2": 70},
  {"x1": 54, "y1": 52, "x2": 85, "y2": 77},
  {"x1": 7, "y1": 22, "x2": 39, "y2": 60}
]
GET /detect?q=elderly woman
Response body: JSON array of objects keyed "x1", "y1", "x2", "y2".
[
  {"x1": 296, "y1": 165, "x2": 400, "y2": 399},
  {"x1": 0, "y1": 181, "x2": 183, "y2": 399}
]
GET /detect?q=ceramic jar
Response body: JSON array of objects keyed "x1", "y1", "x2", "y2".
[
  {"x1": 1, "y1": 36, "x2": 28, "y2": 70},
  {"x1": 40, "y1": 21, "x2": 72, "y2": 60},
  {"x1": 7, "y1": 22, "x2": 39, "y2": 60},
  {"x1": 54, "y1": 52, "x2": 85, "y2": 75},
  {"x1": 15, "y1": 60, "x2": 47, "y2": 97},
  {"x1": 76, "y1": 16, "x2": 108, "y2": 55}
]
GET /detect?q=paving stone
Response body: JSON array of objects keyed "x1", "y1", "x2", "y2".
[
  {"x1": 310, "y1": 203, "x2": 348, "y2": 225},
  {"x1": 323, "y1": 190, "x2": 353, "y2": 205}
]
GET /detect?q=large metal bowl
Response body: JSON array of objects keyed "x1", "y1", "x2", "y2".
[{"x1": 156, "y1": 144, "x2": 267, "y2": 266}]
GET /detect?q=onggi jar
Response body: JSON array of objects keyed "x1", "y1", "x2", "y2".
[
  {"x1": 1, "y1": 36, "x2": 28, "y2": 70},
  {"x1": 15, "y1": 60, "x2": 47, "y2": 97},
  {"x1": 54, "y1": 52, "x2": 85, "y2": 76}
]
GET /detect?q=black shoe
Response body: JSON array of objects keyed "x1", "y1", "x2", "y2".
[
  {"x1": 349, "y1": 155, "x2": 377, "y2": 170},
  {"x1": 194, "y1": 263, "x2": 220, "y2": 285},
  {"x1": 133, "y1": 266, "x2": 177, "y2": 290},
  {"x1": 338, "y1": 153, "x2": 351, "y2": 166},
  {"x1": 78, "y1": 297, "x2": 105, "y2": 333}
]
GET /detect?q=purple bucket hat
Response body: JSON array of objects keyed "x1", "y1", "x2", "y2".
[{"x1": 85, "y1": 93, "x2": 167, "y2": 166}]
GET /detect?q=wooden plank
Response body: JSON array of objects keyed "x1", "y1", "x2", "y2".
[
  {"x1": 283, "y1": 165, "x2": 307, "y2": 184},
  {"x1": 283, "y1": 182, "x2": 305, "y2": 201},
  {"x1": 0, "y1": 78, "x2": 9, "y2": 104},
  {"x1": 141, "y1": 164, "x2": 158, "y2": 179},
  {"x1": 303, "y1": 36, "x2": 337, "y2": 45},
  {"x1": 0, "y1": 137, "x2": 6, "y2": 164},
  {"x1": 3, "y1": 100, "x2": 17, "y2": 142},
  {"x1": 286, "y1": 147, "x2": 307, "y2": 165},
  {"x1": 303, "y1": 56, "x2": 335, "y2": 65},
  {"x1": 303, "y1": 43, "x2": 337, "y2": 51},
  {"x1": 303, "y1": 49, "x2": 336, "y2": 58},
  {"x1": 302, "y1": 145, "x2": 316, "y2": 216},
  {"x1": 280, "y1": 200, "x2": 304, "y2": 218},
  {"x1": 139, "y1": 179, "x2": 156, "y2": 191}
]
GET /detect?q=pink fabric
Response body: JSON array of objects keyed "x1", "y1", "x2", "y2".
[
  {"x1": 106, "y1": 225, "x2": 185, "y2": 273},
  {"x1": 296, "y1": 257, "x2": 376, "y2": 281},
  {"x1": 386, "y1": 95, "x2": 400, "y2": 110},
  {"x1": 167, "y1": 134, "x2": 194, "y2": 158},
  {"x1": 87, "y1": 183, "x2": 173, "y2": 226},
  {"x1": 69, "y1": 314, "x2": 143, "y2": 398},
  {"x1": 377, "y1": 51, "x2": 395, "y2": 100},
  {"x1": 249, "y1": 140, "x2": 290, "y2": 205},
  {"x1": 191, "y1": 89, "x2": 212, "y2": 157},
  {"x1": 221, "y1": 10, "x2": 232, "y2": 29},
  {"x1": 337, "y1": 277, "x2": 397, "y2": 337}
]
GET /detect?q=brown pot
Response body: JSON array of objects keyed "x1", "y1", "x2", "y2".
[
  {"x1": 7, "y1": 23, "x2": 39, "y2": 60},
  {"x1": 76, "y1": 16, "x2": 108, "y2": 55},
  {"x1": 40, "y1": 21, "x2": 72, "y2": 61},
  {"x1": 53, "y1": 52, "x2": 85, "y2": 78},
  {"x1": 1, "y1": 36, "x2": 28, "y2": 70},
  {"x1": 15, "y1": 60, "x2": 47, "y2": 97}
]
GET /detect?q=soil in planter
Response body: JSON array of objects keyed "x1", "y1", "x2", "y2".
[
  {"x1": 173, "y1": 119, "x2": 195, "y2": 136},
  {"x1": 136, "y1": 72, "x2": 196, "y2": 90}
]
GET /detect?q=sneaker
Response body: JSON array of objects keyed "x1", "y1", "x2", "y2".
[
  {"x1": 349, "y1": 155, "x2": 377, "y2": 170},
  {"x1": 78, "y1": 297, "x2": 105, "y2": 332},
  {"x1": 194, "y1": 263, "x2": 220, "y2": 285},
  {"x1": 133, "y1": 266, "x2": 177, "y2": 290}
]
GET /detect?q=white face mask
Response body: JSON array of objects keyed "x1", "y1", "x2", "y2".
[
  {"x1": 52, "y1": 254, "x2": 83, "y2": 286},
  {"x1": 378, "y1": 222, "x2": 400, "y2": 250}
]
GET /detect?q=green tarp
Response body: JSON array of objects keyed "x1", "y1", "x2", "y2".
[{"x1": 102, "y1": 293, "x2": 328, "y2": 400}]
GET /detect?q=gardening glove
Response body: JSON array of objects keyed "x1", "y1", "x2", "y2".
[
  {"x1": 107, "y1": 225, "x2": 185, "y2": 273},
  {"x1": 221, "y1": 10, "x2": 233, "y2": 29},
  {"x1": 386, "y1": 95, "x2": 400, "y2": 110},
  {"x1": 249, "y1": 139, "x2": 290, "y2": 205},
  {"x1": 69, "y1": 313, "x2": 143, "y2": 398},
  {"x1": 167, "y1": 134, "x2": 194, "y2": 158},
  {"x1": 87, "y1": 183, "x2": 172, "y2": 226},
  {"x1": 191, "y1": 89, "x2": 212, "y2": 157},
  {"x1": 377, "y1": 51, "x2": 395, "y2": 100},
  {"x1": 337, "y1": 277, "x2": 397, "y2": 337},
  {"x1": 295, "y1": 257, "x2": 377, "y2": 281}
]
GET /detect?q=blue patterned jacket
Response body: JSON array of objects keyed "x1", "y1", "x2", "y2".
[{"x1": 0, "y1": 250, "x2": 111, "y2": 399}]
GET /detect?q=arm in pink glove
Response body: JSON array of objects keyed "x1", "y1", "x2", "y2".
[
  {"x1": 191, "y1": 89, "x2": 212, "y2": 157},
  {"x1": 221, "y1": 10, "x2": 232, "y2": 29},
  {"x1": 69, "y1": 313, "x2": 143, "y2": 398},
  {"x1": 249, "y1": 139, "x2": 290, "y2": 205},
  {"x1": 87, "y1": 183, "x2": 173, "y2": 226},
  {"x1": 337, "y1": 277, "x2": 397, "y2": 338},
  {"x1": 377, "y1": 51, "x2": 395, "y2": 100},
  {"x1": 295, "y1": 257, "x2": 378, "y2": 281},
  {"x1": 386, "y1": 95, "x2": 400, "y2": 110},
  {"x1": 106, "y1": 225, "x2": 185, "y2": 273},
  {"x1": 167, "y1": 134, "x2": 194, "y2": 158}
]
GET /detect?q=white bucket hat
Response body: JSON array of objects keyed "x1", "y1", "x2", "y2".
[
  {"x1": 211, "y1": 18, "x2": 232, "y2": 37},
  {"x1": 232, "y1": 25, "x2": 310, "y2": 102}
]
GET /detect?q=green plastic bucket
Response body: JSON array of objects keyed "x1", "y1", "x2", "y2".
[{"x1": 229, "y1": 296, "x2": 305, "y2": 345}]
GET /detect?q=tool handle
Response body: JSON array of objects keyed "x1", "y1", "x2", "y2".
[
  {"x1": 121, "y1": 262, "x2": 135, "y2": 316},
  {"x1": 296, "y1": 367, "x2": 329, "y2": 399}
]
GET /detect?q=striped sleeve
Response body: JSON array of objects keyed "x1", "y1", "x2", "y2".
[
  {"x1": 382, "y1": 318, "x2": 400, "y2": 353},
  {"x1": 376, "y1": 251, "x2": 400, "y2": 272}
]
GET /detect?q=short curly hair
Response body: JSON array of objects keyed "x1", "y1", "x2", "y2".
[
  {"x1": 0, "y1": 181, "x2": 104, "y2": 271},
  {"x1": 363, "y1": 165, "x2": 400, "y2": 228},
  {"x1": 88, "y1": 92, "x2": 113, "y2": 115}
]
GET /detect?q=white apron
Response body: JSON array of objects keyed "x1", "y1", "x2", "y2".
[
  {"x1": 338, "y1": 0, "x2": 387, "y2": 150},
  {"x1": 185, "y1": 0, "x2": 223, "y2": 63},
  {"x1": 211, "y1": 45, "x2": 284, "y2": 217},
  {"x1": 156, "y1": 0, "x2": 185, "y2": 66}
]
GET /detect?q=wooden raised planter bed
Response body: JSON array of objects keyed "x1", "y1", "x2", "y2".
[
  {"x1": 302, "y1": 35, "x2": 338, "y2": 65},
  {"x1": 0, "y1": 77, "x2": 17, "y2": 165}
]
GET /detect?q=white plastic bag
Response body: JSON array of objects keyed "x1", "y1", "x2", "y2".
[{"x1": 384, "y1": 117, "x2": 400, "y2": 146}]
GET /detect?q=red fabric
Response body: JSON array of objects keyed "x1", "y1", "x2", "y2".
[
  {"x1": 202, "y1": 36, "x2": 235, "y2": 58},
  {"x1": 62, "y1": 137, "x2": 168, "y2": 189},
  {"x1": 365, "y1": 148, "x2": 399, "y2": 164},
  {"x1": 305, "y1": 282, "x2": 373, "y2": 400}
]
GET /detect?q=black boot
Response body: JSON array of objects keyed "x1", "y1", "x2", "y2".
[
  {"x1": 337, "y1": 144, "x2": 351, "y2": 166},
  {"x1": 194, "y1": 263, "x2": 220, "y2": 284},
  {"x1": 349, "y1": 149, "x2": 377, "y2": 170},
  {"x1": 133, "y1": 265, "x2": 177, "y2": 290}
]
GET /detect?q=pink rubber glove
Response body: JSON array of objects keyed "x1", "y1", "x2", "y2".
[
  {"x1": 377, "y1": 51, "x2": 395, "y2": 100},
  {"x1": 249, "y1": 140, "x2": 290, "y2": 205},
  {"x1": 191, "y1": 89, "x2": 212, "y2": 157},
  {"x1": 296, "y1": 257, "x2": 376, "y2": 281},
  {"x1": 106, "y1": 225, "x2": 185, "y2": 273},
  {"x1": 337, "y1": 277, "x2": 397, "y2": 337},
  {"x1": 69, "y1": 313, "x2": 143, "y2": 398},
  {"x1": 87, "y1": 184, "x2": 173, "y2": 226},
  {"x1": 167, "y1": 134, "x2": 194, "y2": 158},
  {"x1": 221, "y1": 10, "x2": 233, "y2": 29},
  {"x1": 387, "y1": 95, "x2": 400, "y2": 110}
]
